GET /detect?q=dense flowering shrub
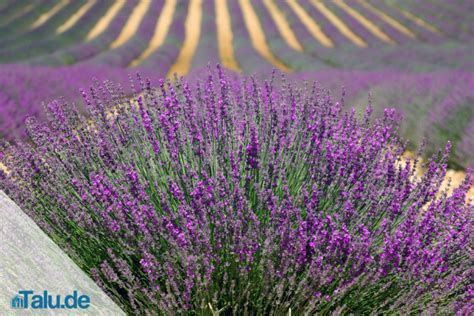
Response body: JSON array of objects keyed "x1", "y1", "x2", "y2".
[{"x1": 0, "y1": 67, "x2": 472, "y2": 314}]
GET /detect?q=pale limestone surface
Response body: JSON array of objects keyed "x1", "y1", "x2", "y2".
[{"x1": 0, "y1": 190, "x2": 125, "y2": 315}]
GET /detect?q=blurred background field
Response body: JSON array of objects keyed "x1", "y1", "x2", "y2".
[{"x1": 0, "y1": 0, "x2": 472, "y2": 171}]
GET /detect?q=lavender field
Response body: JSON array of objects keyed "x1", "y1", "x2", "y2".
[{"x1": 0, "y1": 0, "x2": 473, "y2": 314}]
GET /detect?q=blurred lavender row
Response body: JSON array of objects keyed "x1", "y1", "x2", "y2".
[{"x1": 1, "y1": 64, "x2": 471, "y2": 169}]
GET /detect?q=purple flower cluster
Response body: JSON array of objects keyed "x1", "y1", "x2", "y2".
[{"x1": 0, "y1": 67, "x2": 472, "y2": 314}]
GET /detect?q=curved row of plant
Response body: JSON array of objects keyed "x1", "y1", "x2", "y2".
[
  {"x1": 0, "y1": 64, "x2": 159, "y2": 140},
  {"x1": 2, "y1": 65, "x2": 471, "y2": 169},
  {"x1": 0, "y1": 0, "x2": 471, "y2": 71}
]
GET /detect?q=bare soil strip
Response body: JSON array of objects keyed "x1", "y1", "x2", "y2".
[
  {"x1": 386, "y1": 1, "x2": 441, "y2": 34},
  {"x1": 311, "y1": 0, "x2": 367, "y2": 47},
  {"x1": 333, "y1": 0, "x2": 395, "y2": 44},
  {"x1": 239, "y1": 0, "x2": 291, "y2": 72},
  {"x1": 287, "y1": 0, "x2": 334, "y2": 48},
  {"x1": 129, "y1": 0, "x2": 177, "y2": 68},
  {"x1": 263, "y1": 0, "x2": 304, "y2": 52},
  {"x1": 56, "y1": 0, "x2": 97, "y2": 34},
  {"x1": 167, "y1": 0, "x2": 203, "y2": 77},
  {"x1": 215, "y1": 0, "x2": 242, "y2": 71},
  {"x1": 29, "y1": 0, "x2": 69, "y2": 30},
  {"x1": 358, "y1": 0, "x2": 416, "y2": 39},
  {"x1": 0, "y1": 2, "x2": 36, "y2": 27},
  {"x1": 86, "y1": 0, "x2": 125, "y2": 41},
  {"x1": 110, "y1": 0, "x2": 151, "y2": 49}
]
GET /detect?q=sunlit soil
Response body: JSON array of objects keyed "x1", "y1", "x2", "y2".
[
  {"x1": 56, "y1": 0, "x2": 96, "y2": 34},
  {"x1": 29, "y1": 0, "x2": 69, "y2": 30},
  {"x1": 311, "y1": 0, "x2": 367, "y2": 47},
  {"x1": 0, "y1": 162, "x2": 7, "y2": 174},
  {"x1": 110, "y1": 0, "x2": 150, "y2": 49},
  {"x1": 167, "y1": 0, "x2": 203, "y2": 77},
  {"x1": 129, "y1": 0, "x2": 177, "y2": 68},
  {"x1": 216, "y1": 0, "x2": 242, "y2": 71},
  {"x1": 333, "y1": 0, "x2": 395, "y2": 44},
  {"x1": 239, "y1": 0, "x2": 291, "y2": 71},
  {"x1": 357, "y1": 0, "x2": 416, "y2": 39},
  {"x1": 400, "y1": 152, "x2": 474, "y2": 200},
  {"x1": 86, "y1": 0, "x2": 125, "y2": 41},
  {"x1": 287, "y1": 0, "x2": 334, "y2": 48},
  {"x1": 263, "y1": 0, "x2": 304, "y2": 52}
]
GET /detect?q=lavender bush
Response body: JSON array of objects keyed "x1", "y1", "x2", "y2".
[{"x1": 1, "y1": 67, "x2": 472, "y2": 314}]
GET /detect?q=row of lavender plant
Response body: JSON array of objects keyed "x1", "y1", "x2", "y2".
[
  {"x1": 35, "y1": 0, "x2": 187, "y2": 72},
  {"x1": 1, "y1": 67, "x2": 472, "y2": 314},
  {"x1": 349, "y1": 70, "x2": 474, "y2": 169},
  {"x1": 1, "y1": 0, "x2": 471, "y2": 73},
  {"x1": 0, "y1": 0, "x2": 187, "y2": 70},
  {"x1": 188, "y1": 0, "x2": 220, "y2": 70},
  {"x1": 0, "y1": 1, "x2": 472, "y2": 71},
  {"x1": 264, "y1": 1, "x2": 472, "y2": 71},
  {"x1": 366, "y1": 0, "x2": 442, "y2": 43},
  {"x1": 0, "y1": 0, "x2": 88, "y2": 48},
  {"x1": 0, "y1": 0, "x2": 111, "y2": 63},
  {"x1": 250, "y1": 0, "x2": 325, "y2": 72},
  {"x1": 0, "y1": 0, "x2": 52, "y2": 41},
  {"x1": 88, "y1": 0, "x2": 166, "y2": 68},
  {"x1": 134, "y1": 1, "x2": 187, "y2": 74},
  {"x1": 0, "y1": 64, "x2": 158, "y2": 141},
  {"x1": 30, "y1": 0, "x2": 137, "y2": 66},
  {"x1": 1, "y1": 64, "x2": 472, "y2": 169},
  {"x1": 396, "y1": 0, "x2": 474, "y2": 41}
]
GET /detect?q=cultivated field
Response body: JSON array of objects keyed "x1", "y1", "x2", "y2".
[{"x1": 0, "y1": 1, "x2": 472, "y2": 314}]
